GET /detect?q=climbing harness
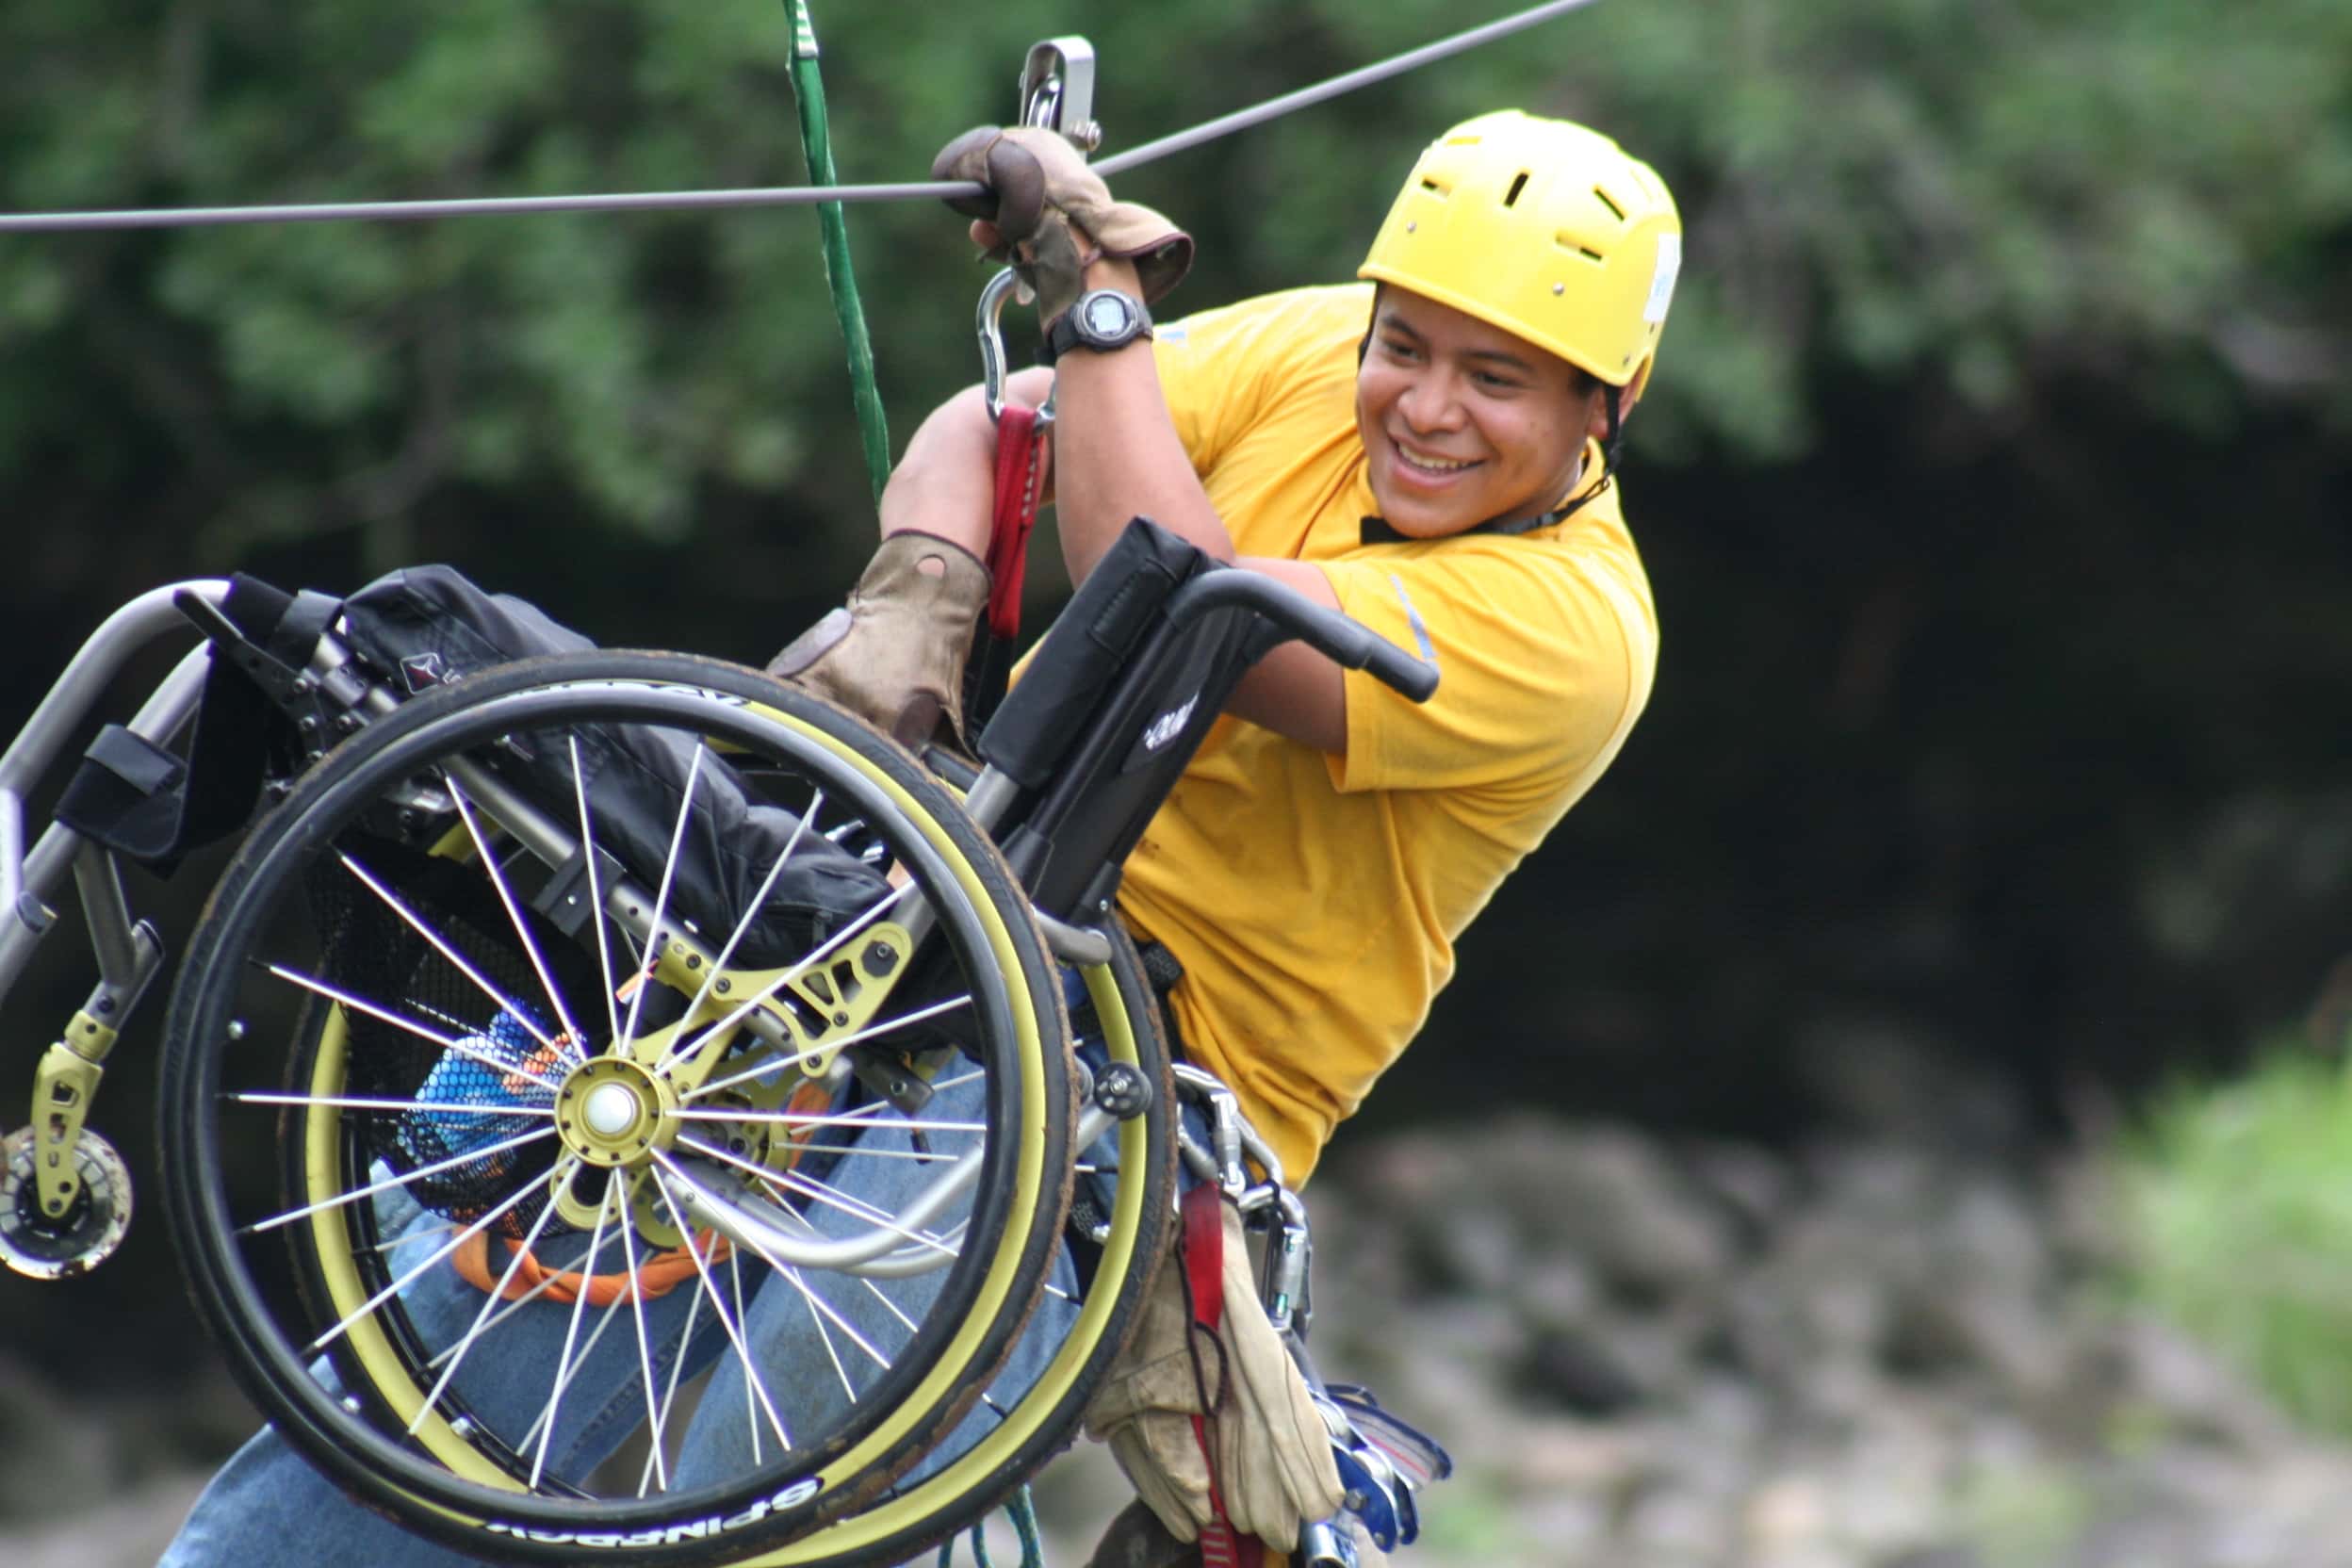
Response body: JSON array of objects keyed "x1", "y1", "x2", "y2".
[{"x1": 1181, "y1": 1180, "x2": 1262, "y2": 1568}]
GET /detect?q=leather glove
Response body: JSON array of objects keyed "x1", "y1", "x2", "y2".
[
  {"x1": 1083, "y1": 1199, "x2": 1345, "y2": 1550},
  {"x1": 931, "y1": 125, "x2": 1194, "y2": 323},
  {"x1": 765, "y1": 530, "x2": 988, "y2": 752}
]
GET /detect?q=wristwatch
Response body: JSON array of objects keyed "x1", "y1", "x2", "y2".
[{"x1": 1043, "y1": 288, "x2": 1153, "y2": 364}]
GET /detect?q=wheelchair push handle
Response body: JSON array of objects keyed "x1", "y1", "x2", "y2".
[{"x1": 1165, "y1": 570, "x2": 1438, "y2": 703}]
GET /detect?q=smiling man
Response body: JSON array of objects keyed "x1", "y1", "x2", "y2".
[
  {"x1": 793, "y1": 109, "x2": 1677, "y2": 1196},
  {"x1": 777, "y1": 107, "x2": 1683, "y2": 1562},
  {"x1": 161, "y1": 112, "x2": 1680, "y2": 1568}
]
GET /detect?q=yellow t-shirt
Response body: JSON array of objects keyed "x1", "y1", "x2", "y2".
[{"x1": 1112, "y1": 282, "x2": 1659, "y2": 1185}]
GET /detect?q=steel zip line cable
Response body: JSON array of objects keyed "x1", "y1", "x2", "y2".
[{"x1": 0, "y1": 0, "x2": 1602, "y2": 235}]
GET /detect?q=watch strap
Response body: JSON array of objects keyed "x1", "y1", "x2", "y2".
[{"x1": 1042, "y1": 290, "x2": 1152, "y2": 365}]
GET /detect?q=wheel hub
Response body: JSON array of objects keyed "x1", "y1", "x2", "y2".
[{"x1": 553, "y1": 1058, "x2": 673, "y2": 1167}]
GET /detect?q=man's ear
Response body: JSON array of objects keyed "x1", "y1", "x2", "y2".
[{"x1": 1584, "y1": 381, "x2": 1640, "y2": 442}]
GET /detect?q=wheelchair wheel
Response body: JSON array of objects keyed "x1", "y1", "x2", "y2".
[
  {"x1": 745, "y1": 919, "x2": 1180, "y2": 1567},
  {"x1": 157, "y1": 650, "x2": 1073, "y2": 1565}
]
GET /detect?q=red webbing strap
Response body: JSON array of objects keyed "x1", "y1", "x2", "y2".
[
  {"x1": 985, "y1": 403, "x2": 1049, "y2": 640},
  {"x1": 1182, "y1": 1183, "x2": 1265, "y2": 1568}
]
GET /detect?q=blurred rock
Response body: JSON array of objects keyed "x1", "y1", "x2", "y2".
[
  {"x1": 34, "y1": 1107, "x2": 2352, "y2": 1568},
  {"x1": 1521, "y1": 1326, "x2": 1647, "y2": 1415}
]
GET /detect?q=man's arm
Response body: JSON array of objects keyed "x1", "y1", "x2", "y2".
[{"x1": 876, "y1": 253, "x2": 1347, "y2": 753}]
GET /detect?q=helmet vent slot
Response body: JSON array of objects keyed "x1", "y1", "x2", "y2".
[
  {"x1": 1592, "y1": 187, "x2": 1627, "y2": 222},
  {"x1": 1418, "y1": 176, "x2": 1451, "y2": 198},
  {"x1": 1502, "y1": 172, "x2": 1530, "y2": 208}
]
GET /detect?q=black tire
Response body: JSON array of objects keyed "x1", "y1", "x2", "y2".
[{"x1": 158, "y1": 651, "x2": 1073, "y2": 1565}]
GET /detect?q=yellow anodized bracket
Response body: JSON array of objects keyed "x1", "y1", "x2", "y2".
[
  {"x1": 29, "y1": 1010, "x2": 117, "y2": 1217},
  {"x1": 625, "y1": 922, "x2": 916, "y2": 1098}
]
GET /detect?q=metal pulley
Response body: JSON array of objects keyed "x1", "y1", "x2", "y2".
[{"x1": 1019, "y1": 38, "x2": 1102, "y2": 153}]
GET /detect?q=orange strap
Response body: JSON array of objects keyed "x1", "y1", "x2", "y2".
[
  {"x1": 451, "y1": 1079, "x2": 833, "y2": 1306},
  {"x1": 453, "y1": 1226, "x2": 732, "y2": 1307}
]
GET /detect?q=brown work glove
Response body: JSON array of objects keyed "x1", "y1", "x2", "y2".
[
  {"x1": 766, "y1": 531, "x2": 988, "y2": 754},
  {"x1": 931, "y1": 125, "x2": 1193, "y2": 323},
  {"x1": 1082, "y1": 1200, "x2": 1344, "y2": 1551}
]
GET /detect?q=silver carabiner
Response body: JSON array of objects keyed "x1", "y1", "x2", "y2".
[
  {"x1": 976, "y1": 268, "x2": 1056, "y2": 427},
  {"x1": 974, "y1": 36, "x2": 1100, "y2": 428},
  {"x1": 1259, "y1": 1185, "x2": 1314, "y2": 1336}
]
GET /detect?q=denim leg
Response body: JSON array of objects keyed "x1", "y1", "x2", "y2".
[
  {"x1": 676, "y1": 1068, "x2": 1079, "y2": 1489},
  {"x1": 162, "y1": 1181, "x2": 725, "y2": 1568},
  {"x1": 165, "y1": 1069, "x2": 1084, "y2": 1566}
]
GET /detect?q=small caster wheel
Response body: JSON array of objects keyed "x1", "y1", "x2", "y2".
[
  {"x1": 0, "y1": 1126, "x2": 132, "y2": 1280},
  {"x1": 1093, "y1": 1061, "x2": 1154, "y2": 1120}
]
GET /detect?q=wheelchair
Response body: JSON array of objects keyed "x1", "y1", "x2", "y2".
[{"x1": 0, "y1": 482, "x2": 1438, "y2": 1562}]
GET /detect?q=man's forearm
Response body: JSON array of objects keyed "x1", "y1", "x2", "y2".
[
  {"x1": 1047, "y1": 256, "x2": 1236, "y2": 585},
  {"x1": 876, "y1": 384, "x2": 999, "y2": 558}
]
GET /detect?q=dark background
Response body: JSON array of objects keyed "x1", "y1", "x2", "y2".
[{"x1": 1, "y1": 0, "x2": 2347, "y2": 1399}]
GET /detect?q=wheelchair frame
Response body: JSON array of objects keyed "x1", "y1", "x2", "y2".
[{"x1": 0, "y1": 499, "x2": 1432, "y2": 1566}]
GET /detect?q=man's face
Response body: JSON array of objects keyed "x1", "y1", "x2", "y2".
[{"x1": 1354, "y1": 286, "x2": 1609, "y2": 539}]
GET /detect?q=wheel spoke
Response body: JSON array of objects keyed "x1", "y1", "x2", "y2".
[
  {"x1": 645, "y1": 1167, "x2": 796, "y2": 1457},
  {"x1": 653, "y1": 1154, "x2": 886, "y2": 1399},
  {"x1": 615, "y1": 1189, "x2": 673, "y2": 1493},
  {"x1": 529, "y1": 1180, "x2": 617, "y2": 1490},
  {"x1": 655, "y1": 791, "x2": 824, "y2": 1074},
  {"x1": 637, "y1": 1243, "x2": 713, "y2": 1499},
  {"x1": 234, "y1": 1090, "x2": 558, "y2": 1120},
  {"x1": 244, "y1": 1125, "x2": 557, "y2": 1236},
  {"x1": 408, "y1": 1156, "x2": 582, "y2": 1437},
  {"x1": 683, "y1": 992, "x2": 973, "y2": 1101},
  {"x1": 337, "y1": 853, "x2": 568, "y2": 1058},
  {"x1": 690, "y1": 881, "x2": 918, "y2": 1057},
  {"x1": 616, "y1": 741, "x2": 708, "y2": 1056},
  {"x1": 727, "y1": 1250, "x2": 761, "y2": 1464},
  {"x1": 677, "y1": 1132, "x2": 963, "y2": 1263},
  {"x1": 420, "y1": 1230, "x2": 611, "y2": 1371},
  {"x1": 447, "y1": 776, "x2": 592, "y2": 1059},
  {"x1": 307, "y1": 1172, "x2": 550, "y2": 1355},
  {"x1": 568, "y1": 735, "x2": 628, "y2": 1054},
  {"x1": 263, "y1": 966, "x2": 565, "y2": 1096},
  {"x1": 672, "y1": 1105, "x2": 988, "y2": 1136},
  {"x1": 756, "y1": 1179, "x2": 927, "y2": 1359}
]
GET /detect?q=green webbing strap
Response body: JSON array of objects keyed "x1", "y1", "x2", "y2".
[
  {"x1": 933, "y1": 1483, "x2": 1047, "y2": 1568},
  {"x1": 779, "y1": 0, "x2": 892, "y2": 504}
]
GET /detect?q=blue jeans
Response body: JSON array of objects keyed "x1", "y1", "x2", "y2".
[{"x1": 161, "y1": 1068, "x2": 1082, "y2": 1568}]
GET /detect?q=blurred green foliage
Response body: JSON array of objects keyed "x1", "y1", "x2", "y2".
[
  {"x1": 3, "y1": 0, "x2": 2352, "y2": 1394},
  {"x1": 0, "y1": 0, "x2": 2343, "y2": 567},
  {"x1": 2112, "y1": 1041, "x2": 2352, "y2": 1435}
]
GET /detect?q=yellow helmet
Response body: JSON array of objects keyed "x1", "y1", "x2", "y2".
[{"x1": 1359, "y1": 110, "x2": 1682, "y2": 397}]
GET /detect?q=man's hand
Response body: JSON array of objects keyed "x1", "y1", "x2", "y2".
[
  {"x1": 765, "y1": 531, "x2": 988, "y2": 753},
  {"x1": 931, "y1": 125, "x2": 1192, "y2": 323}
]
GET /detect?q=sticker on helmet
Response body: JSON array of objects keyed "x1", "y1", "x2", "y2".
[{"x1": 1643, "y1": 233, "x2": 1681, "y2": 324}]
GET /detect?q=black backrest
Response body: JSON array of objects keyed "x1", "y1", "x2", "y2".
[
  {"x1": 977, "y1": 518, "x2": 1282, "y2": 922},
  {"x1": 976, "y1": 519, "x2": 1212, "y2": 790}
]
